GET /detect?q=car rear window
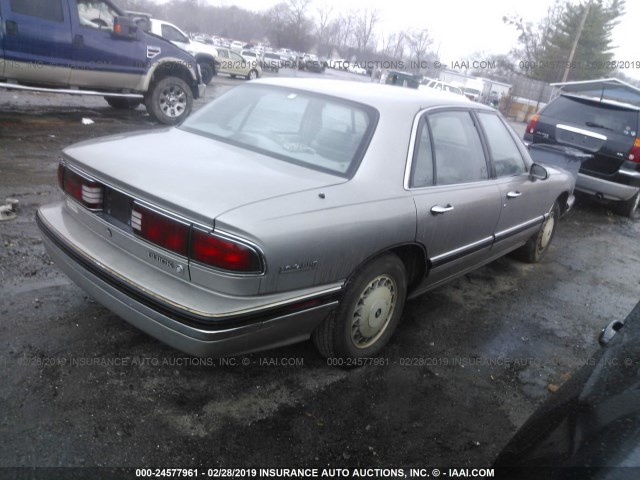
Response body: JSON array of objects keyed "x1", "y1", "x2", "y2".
[
  {"x1": 543, "y1": 95, "x2": 639, "y2": 136},
  {"x1": 180, "y1": 84, "x2": 378, "y2": 177}
]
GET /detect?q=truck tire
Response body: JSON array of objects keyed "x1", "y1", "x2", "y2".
[
  {"x1": 105, "y1": 97, "x2": 141, "y2": 110},
  {"x1": 145, "y1": 77, "x2": 193, "y2": 125},
  {"x1": 198, "y1": 61, "x2": 215, "y2": 85}
]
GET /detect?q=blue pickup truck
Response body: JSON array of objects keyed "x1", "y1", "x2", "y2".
[{"x1": 0, "y1": 0, "x2": 205, "y2": 124}]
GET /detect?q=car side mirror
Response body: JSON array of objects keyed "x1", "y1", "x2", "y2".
[
  {"x1": 112, "y1": 16, "x2": 139, "y2": 40},
  {"x1": 530, "y1": 163, "x2": 549, "y2": 181}
]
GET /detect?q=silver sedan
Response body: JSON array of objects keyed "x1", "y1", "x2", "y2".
[{"x1": 37, "y1": 78, "x2": 576, "y2": 359}]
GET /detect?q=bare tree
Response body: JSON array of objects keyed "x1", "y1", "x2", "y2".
[
  {"x1": 382, "y1": 31, "x2": 406, "y2": 59},
  {"x1": 406, "y1": 28, "x2": 432, "y2": 64},
  {"x1": 315, "y1": 4, "x2": 334, "y2": 47},
  {"x1": 352, "y1": 8, "x2": 379, "y2": 52}
]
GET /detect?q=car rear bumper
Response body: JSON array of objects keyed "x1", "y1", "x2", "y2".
[
  {"x1": 576, "y1": 173, "x2": 640, "y2": 201},
  {"x1": 36, "y1": 203, "x2": 341, "y2": 357}
]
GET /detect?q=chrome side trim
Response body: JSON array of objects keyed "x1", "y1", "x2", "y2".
[
  {"x1": 556, "y1": 124, "x2": 607, "y2": 141},
  {"x1": 0, "y1": 81, "x2": 143, "y2": 98},
  {"x1": 494, "y1": 217, "x2": 543, "y2": 242},
  {"x1": 430, "y1": 235, "x2": 493, "y2": 267}
]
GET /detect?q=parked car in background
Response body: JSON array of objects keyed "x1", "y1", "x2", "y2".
[
  {"x1": 215, "y1": 47, "x2": 261, "y2": 80},
  {"x1": 230, "y1": 40, "x2": 244, "y2": 52},
  {"x1": 241, "y1": 49, "x2": 260, "y2": 63},
  {"x1": 462, "y1": 87, "x2": 482, "y2": 101},
  {"x1": 525, "y1": 94, "x2": 640, "y2": 218},
  {"x1": 149, "y1": 18, "x2": 219, "y2": 85},
  {"x1": 0, "y1": 0, "x2": 204, "y2": 125},
  {"x1": 385, "y1": 70, "x2": 421, "y2": 89},
  {"x1": 37, "y1": 78, "x2": 575, "y2": 360},
  {"x1": 262, "y1": 52, "x2": 283, "y2": 73},
  {"x1": 347, "y1": 63, "x2": 367, "y2": 75},
  {"x1": 327, "y1": 58, "x2": 347, "y2": 70},
  {"x1": 494, "y1": 300, "x2": 640, "y2": 478},
  {"x1": 420, "y1": 80, "x2": 464, "y2": 96},
  {"x1": 298, "y1": 54, "x2": 325, "y2": 73}
]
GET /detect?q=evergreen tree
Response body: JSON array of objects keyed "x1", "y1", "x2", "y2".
[{"x1": 506, "y1": 0, "x2": 625, "y2": 83}]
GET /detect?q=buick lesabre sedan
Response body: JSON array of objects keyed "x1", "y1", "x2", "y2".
[{"x1": 37, "y1": 78, "x2": 576, "y2": 359}]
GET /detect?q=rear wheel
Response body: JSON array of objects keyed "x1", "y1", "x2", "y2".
[
  {"x1": 517, "y1": 201, "x2": 560, "y2": 263},
  {"x1": 144, "y1": 76, "x2": 193, "y2": 125},
  {"x1": 247, "y1": 69, "x2": 258, "y2": 80},
  {"x1": 312, "y1": 253, "x2": 407, "y2": 360},
  {"x1": 618, "y1": 191, "x2": 640, "y2": 219}
]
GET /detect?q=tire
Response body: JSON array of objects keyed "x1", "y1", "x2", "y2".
[
  {"x1": 144, "y1": 76, "x2": 193, "y2": 125},
  {"x1": 247, "y1": 69, "x2": 258, "y2": 80},
  {"x1": 617, "y1": 191, "x2": 640, "y2": 219},
  {"x1": 312, "y1": 253, "x2": 407, "y2": 360},
  {"x1": 104, "y1": 97, "x2": 141, "y2": 110},
  {"x1": 517, "y1": 201, "x2": 560, "y2": 263},
  {"x1": 198, "y1": 61, "x2": 214, "y2": 85}
]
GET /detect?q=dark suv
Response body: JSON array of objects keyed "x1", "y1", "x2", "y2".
[{"x1": 525, "y1": 94, "x2": 640, "y2": 218}]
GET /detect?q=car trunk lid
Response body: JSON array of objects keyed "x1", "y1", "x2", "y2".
[{"x1": 63, "y1": 128, "x2": 346, "y2": 226}]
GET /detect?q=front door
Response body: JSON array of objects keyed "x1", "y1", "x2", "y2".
[{"x1": 69, "y1": 0, "x2": 146, "y2": 90}]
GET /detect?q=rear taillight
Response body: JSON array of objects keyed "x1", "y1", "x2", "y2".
[
  {"x1": 526, "y1": 113, "x2": 539, "y2": 135},
  {"x1": 62, "y1": 167, "x2": 103, "y2": 210},
  {"x1": 131, "y1": 204, "x2": 190, "y2": 257},
  {"x1": 628, "y1": 138, "x2": 640, "y2": 163},
  {"x1": 192, "y1": 228, "x2": 262, "y2": 273},
  {"x1": 57, "y1": 162, "x2": 64, "y2": 190}
]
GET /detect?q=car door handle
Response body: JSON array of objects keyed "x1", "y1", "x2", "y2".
[
  {"x1": 507, "y1": 191, "x2": 522, "y2": 199},
  {"x1": 431, "y1": 204, "x2": 455, "y2": 215}
]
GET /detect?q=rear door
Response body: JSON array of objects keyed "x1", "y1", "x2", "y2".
[
  {"x1": 1, "y1": 0, "x2": 72, "y2": 85},
  {"x1": 409, "y1": 109, "x2": 502, "y2": 287}
]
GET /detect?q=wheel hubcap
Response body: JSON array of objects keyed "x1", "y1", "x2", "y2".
[
  {"x1": 159, "y1": 85, "x2": 186, "y2": 118},
  {"x1": 351, "y1": 275, "x2": 397, "y2": 349},
  {"x1": 539, "y1": 212, "x2": 555, "y2": 250}
]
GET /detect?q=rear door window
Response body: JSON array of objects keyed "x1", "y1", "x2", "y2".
[
  {"x1": 10, "y1": 0, "x2": 64, "y2": 22},
  {"x1": 428, "y1": 110, "x2": 488, "y2": 185}
]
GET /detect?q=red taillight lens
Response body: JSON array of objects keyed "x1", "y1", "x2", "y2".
[
  {"x1": 192, "y1": 228, "x2": 262, "y2": 273},
  {"x1": 131, "y1": 204, "x2": 190, "y2": 256},
  {"x1": 526, "y1": 113, "x2": 539, "y2": 135},
  {"x1": 63, "y1": 168, "x2": 103, "y2": 210},
  {"x1": 628, "y1": 138, "x2": 640, "y2": 163},
  {"x1": 57, "y1": 162, "x2": 64, "y2": 190}
]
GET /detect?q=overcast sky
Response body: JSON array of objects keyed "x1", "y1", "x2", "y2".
[{"x1": 164, "y1": 0, "x2": 639, "y2": 78}]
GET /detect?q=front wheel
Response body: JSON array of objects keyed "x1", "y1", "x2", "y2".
[
  {"x1": 618, "y1": 191, "x2": 639, "y2": 219},
  {"x1": 144, "y1": 76, "x2": 193, "y2": 125},
  {"x1": 517, "y1": 201, "x2": 560, "y2": 263},
  {"x1": 312, "y1": 253, "x2": 407, "y2": 360},
  {"x1": 247, "y1": 69, "x2": 258, "y2": 80}
]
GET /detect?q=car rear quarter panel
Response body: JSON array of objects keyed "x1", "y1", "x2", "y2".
[{"x1": 216, "y1": 113, "x2": 418, "y2": 294}]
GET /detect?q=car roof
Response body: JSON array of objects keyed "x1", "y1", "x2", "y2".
[{"x1": 251, "y1": 78, "x2": 481, "y2": 114}]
